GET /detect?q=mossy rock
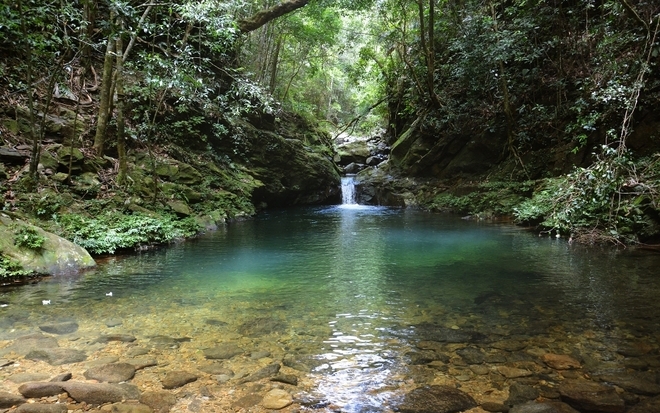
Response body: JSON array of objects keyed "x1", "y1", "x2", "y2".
[
  {"x1": 57, "y1": 146, "x2": 84, "y2": 164},
  {"x1": 167, "y1": 200, "x2": 192, "y2": 216},
  {"x1": 39, "y1": 150, "x2": 60, "y2": 171},
  {"x1": 175, "y1": 163, "x2": 203, "y2": 185},
  {"x1": 0, "y1": 214, "x2": 95, "y2": 276},
  {"x1": 155, "y1": 163, "x2": 179, "y2": 179}
]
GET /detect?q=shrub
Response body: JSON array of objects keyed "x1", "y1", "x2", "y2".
[
  {"x1": 56, "y1": 212, "x2": 201, "y2": 255},
  {"x1": 12, "y1": 225, "x2": 46, "y2": 250}
]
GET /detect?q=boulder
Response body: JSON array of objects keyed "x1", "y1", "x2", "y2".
[{"x1": 0, "y1": 214, "x2": 95, "y2": 276}]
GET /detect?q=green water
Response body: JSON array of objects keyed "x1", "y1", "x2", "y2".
[{"x1": 2, "y1": 205, "x2": 660, "y2": 411}]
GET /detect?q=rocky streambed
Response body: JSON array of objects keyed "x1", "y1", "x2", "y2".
[{"x1": 1, "y1": 295, "x2": 659, "y2": 413}]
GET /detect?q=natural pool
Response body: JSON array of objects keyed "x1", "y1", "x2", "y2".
[{"x1": 1, "y1": 205, "x2": 660, "y2": 412}]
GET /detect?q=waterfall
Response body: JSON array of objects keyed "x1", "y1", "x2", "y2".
[{"x1": 341, "y1": 176, "x2": 358, "y2": 205}]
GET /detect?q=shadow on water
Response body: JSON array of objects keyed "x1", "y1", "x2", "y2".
[{"x1": 1, "y1": 206, "x2": 660, "y2": 411}]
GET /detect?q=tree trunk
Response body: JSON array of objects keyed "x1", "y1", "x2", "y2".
[
  {"x1": 269, "y1": 35, "x2": 283, "y2": 93},
  {"x1": 17, "y1": 0, "x2": 39, "y2": 179},
  {"x1": 93, "y1": 35, "x2": 116, "y2": 157},
  {"x1": 115, "y1": 22, "x2": 127, "y2": 186},
  {"x1": 239, "y1": 0, "x2": 310, "y2": 33}
]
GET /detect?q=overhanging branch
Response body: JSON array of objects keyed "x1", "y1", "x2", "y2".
[{"x1": 238, "y1": 0, "x2": 310, "y2": 33}]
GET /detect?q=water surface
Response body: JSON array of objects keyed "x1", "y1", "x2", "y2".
[{"x1": 2, "y1": 206, "x2": 659, "y2": 411}]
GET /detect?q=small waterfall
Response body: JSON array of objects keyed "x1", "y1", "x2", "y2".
[{"x1": 341, "y1": 176, "x2": 358, "y2": 205}]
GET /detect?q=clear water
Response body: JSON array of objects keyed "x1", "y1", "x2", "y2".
[{"x1": 2, "y1": 206, "x2": 660, "y2": 411}]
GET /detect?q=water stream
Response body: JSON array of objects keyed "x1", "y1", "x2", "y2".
[{"x1": 1, "y1": 207, "x2": 660, "y2": 412}]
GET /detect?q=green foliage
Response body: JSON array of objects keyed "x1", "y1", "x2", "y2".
[
  {"x1": 0, "y1": 254, "x2": 30, "y2": 278},
  {"x1": 12, "y1": 225, "x2": 45, "y2": 250},
  {"x1": 56, "y1": 212, "x2": 201, "y2": 255},
  {"x1": 515, "y1": 147, "x2": 660, "y2": 242}
]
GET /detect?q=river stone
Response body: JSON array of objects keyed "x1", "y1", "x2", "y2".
[
  {"x1": 85, "y1": 356, "x2": 120, "y2": 368},
  {"x1": 398, "y1": 385, "x2": 477, "y2": 413},
  {"x1": 25, "y1": 348, "x2": 87, "y2": 365},
  {"x1": 18, "y1": 382, "x2": 66, "y2": 398},
  {"x1": 149, "y1": 335, "x2": 190, "y2": 349},
  {"x1": 198, "y1": 363, "x2": 234, "y2": 376},
  {"x1": 491, "y1": 339, "x2": 527, "y2": 351},
  {"x1": 497, "y1": 366, "x2": 533, "y2": 379},
  {"x1": 233, "y1": 393, "x2": 263, "y2": 409},
  {"x1": 627, "y1": 395, "x2": 660, "y2": 413},
  {"x1": 282, "y1": 354, "x2": 312, "y2": 372},
  {"x1": 162, "y1": 371, "x2": 198, "y2": 389},
  {"x1": 84, "y1": 362, "x2": 136, "y2": 383},
  {"x1": 0, "y1": 390, "x2": 26, "y2": 408},
  {"x1": 237, "y1": 363, "x2": 280, "y2": 383},
  {"x1": 140, "y1": 391, "x2": 177, "y2": 413},
  {"x1": 506, "y1": 382, "x2": 540, "y2": 406},
  {"x1": 510, "y1": 401, "x2": 580, "y2": 413},
  {"x1": 251, "y1": 350, "x2": 271, "y2": 359},
  {"x1": 8, "y1": 372, "x2": 50, "y2": 383},
  {"x1": 95, "y1": 334, "x2": 137, "y2": 343},
  {"x1": 407, "y1": 350, "x2": 446, "y2": 365},
  {"x1": 50, "y1": 372, "x2": 72, "y2": 382},
  {"x1": 128, "y1": 357, "x2": 158, "y2": 370},
  {"x1": 61, "y1": 382, "x2": 128, "y2": 405},
  {"x1": 4, "y1": 334, "x2": 59, "y2": 356},
  {"x1": 558, "y1": 380, "x2": 625, "y2": 413},
  {"x1": 542, "y1": 354, "x2": 581, "y2": 370},
  {"x1": 14, "y1": 403, "x2": 68, "y2": 413},
  {"x1": 412, "y1": 324, "x2": 486, "y2": 343},
  {"x1": 105, "y1": 402, "x2": 153, "y2": 413},
  {"x1": 204, "y1": 344, "x2": 243, "y2": 360},
  {"x1": 456, "y1": 347, "x2": 486, "y2": 364},
  {"x1": 271, "y1": 373, "x2": 299, "y2": 386},
  {"x1": 594, "y1": 372, "x2": 660, "y2": 395},
  {"x1": 237, "y1": 317, "x2": 287, "y2": 337},
  {"x1": 262, "y1": 389, "x2": 293, "y2": 410},
  {"x1": 126, "y1": 347, "x2": 150, "y2": 357},
  {"x1": 38, "y1": 321, "x2": 79, "y2": 335}
]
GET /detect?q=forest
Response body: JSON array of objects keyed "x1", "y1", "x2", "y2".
[{"x1": 1, "y1": 0, "x2": 659, "y2": 277}]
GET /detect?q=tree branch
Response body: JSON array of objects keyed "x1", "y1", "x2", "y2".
[{"x1": 238, "y1": 0, "x2": 310, "y2": 33}]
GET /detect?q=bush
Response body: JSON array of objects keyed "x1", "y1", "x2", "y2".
[
  {"x1": 56, "y1": 212, "x2": 201, "y2": 255},
  {"x1": 12, "y1": 225, "x2": 45, "y2": 250}
]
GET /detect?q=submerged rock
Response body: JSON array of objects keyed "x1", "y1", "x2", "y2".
[
  {"x1": 510, "y1": 401, "x2": 580, "y2": 413},
  {"x1": 204, "y1": 344, "x2": 243, "y2": 360},
  {"x1": 398, "y1": 385, "x2": 477, "y2": 413},
  {"x1": 18, "y1": 382, "x2": 65, "y2": 398},
  {"x1": 14, "y1": 403, "x2": 68, "y2": 413},
  {"x1": 61, "y1": 382, "x2": 135, "y2": 405},
  {"x1": 84, "y1": 362, "x2": 136, "y2": 383},
  {"x1": 161, "y1": 371, "x2": 198, "y2": 389},
  {"x1": 558, "y1": 380, "x2": 625, "y2": 413},
  {"x1": 542, "y1": 353, "x2": 581, "y2": 370},
  {"x1": 139, "y1": 391, "x2": 177, "y2": 413},
  {"x1": 0, "y1": 390, "x2": 26, "y2": 408},
  {"x1": 25, "y1": 348, "x2": 87, "y2": 365},
  {"x1": 39, "y1": 321, "x2": 79, "y2": 335},
  {"x1": 237, "y1": 363, "x2": 280, "y2": 383}
]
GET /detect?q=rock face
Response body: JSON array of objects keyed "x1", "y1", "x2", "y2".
[
  {"x1": 398, "y1": 385, "x2": 477, "y2": 413},
  {"x1": 0, "y1": 214, "x2": 95, "y2": 276}
]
